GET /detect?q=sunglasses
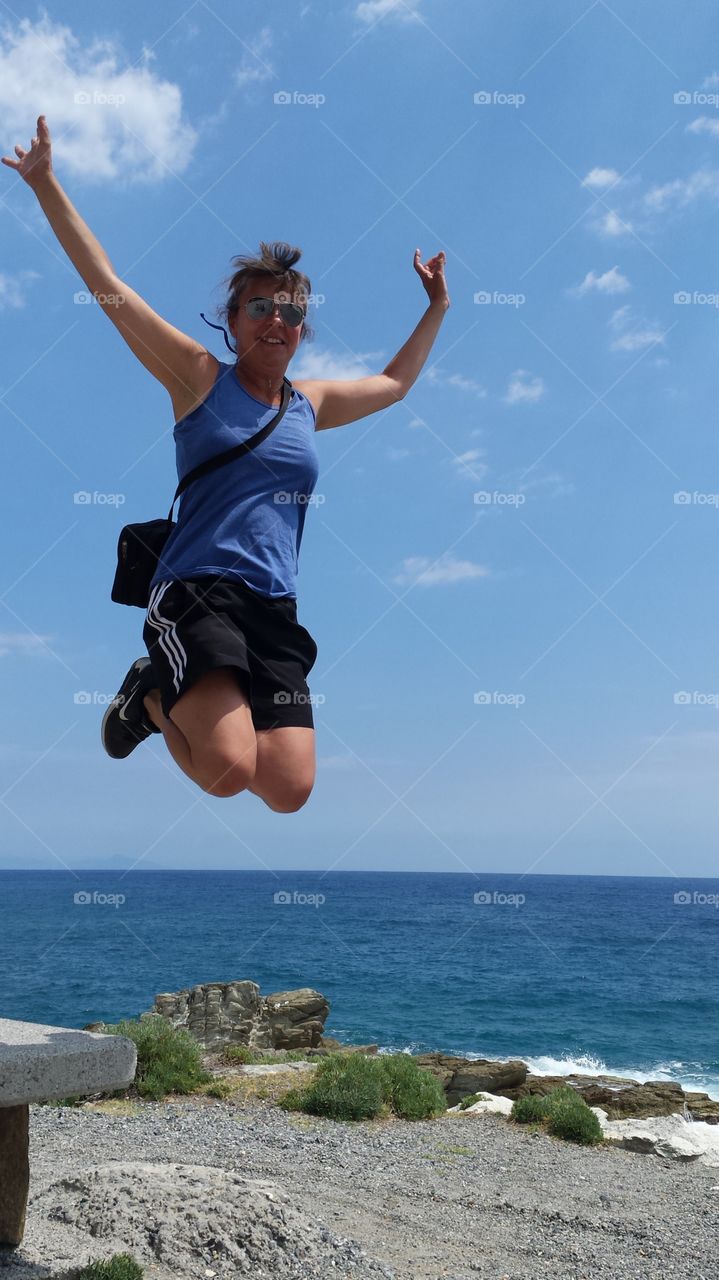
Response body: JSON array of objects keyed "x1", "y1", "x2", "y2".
[{"x1": 244, "y1": 296, "x2": 306, "y2": 328}]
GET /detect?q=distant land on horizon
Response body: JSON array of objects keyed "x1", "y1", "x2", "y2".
[{"x1": 1, "y1": 864, "x2": 718, "y2": 881}]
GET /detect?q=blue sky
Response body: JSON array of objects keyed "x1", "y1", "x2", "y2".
[{"x1": 1, "y1": 0, "x2": 719, "y2": 875}]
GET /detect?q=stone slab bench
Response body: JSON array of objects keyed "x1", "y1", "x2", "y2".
[{"x1": 0, "y1": 1017, "x2": 137, "y2": 1247}]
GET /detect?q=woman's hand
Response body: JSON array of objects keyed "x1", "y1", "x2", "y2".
[
  {"x1": 1, "y1": 114, "x2": 53, "y2": 190},
  {"x1": 413, "y1": 248, "x2": 450, "y2": 309}
]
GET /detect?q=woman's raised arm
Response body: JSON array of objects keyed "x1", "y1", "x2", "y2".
[{"x1": 2, "y1": 115, "x2": 213, "y2": 405}]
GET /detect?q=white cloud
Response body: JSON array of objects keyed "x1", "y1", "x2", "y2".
[
  {"x1": 687, "y1": 116, "x2": 719, "y2": 139},
  {"x1": 0, "y1": 633, "x2": 52, "y2": 657},
  {"x1": 449, "y1": 449, "x2": 488, "y2": 480},
  {"x1": 235, "y1": 27, "x2": 275, "y2": 90},
  {"x1": 582, "y1": 167, "x2": 621, "y2": 190},
  {"x1": 0, "y1": 16, "x2": 197, "y2": 185},
  {"x1": 424, "y1": 366, "x2": 487, "y2": 396},
  {"x1": 608, "y1": 305, "x2": 665, "y2": 353},
  {"x1": 518, "y1": 470, "x2": 574, "y2": 500},
  {"x1": 598, "y1": 210, "x2": 633, "y2": 237},
  {"x1": 503, "y1": 369, "x2": 546, "y2": 405},
  {"x1": 0, "y1": 270, "x2": 40, "y2": 309},
  {"x1": 387, "y1": 446, "x2": 411, "y2": 461},
  {"x1": 571, "y1": 265, "x2": 630, "y2": 296},
  {"x1": 356, "y1": 0, "x2": 422, "y2": 23},
  {"x1": 291, "y1": 347, "x2": 380, "y2": 379},
  {"x1": 393, "y1": 554, "x2": 489, "y2": 587},
  {"x1": 644, "y1": 168, "x2": 719, "y2": 212}
]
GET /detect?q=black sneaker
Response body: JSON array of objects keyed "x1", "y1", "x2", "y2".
[{"x1": 101, "y1": 657, "x2": 160, "y2": 759}]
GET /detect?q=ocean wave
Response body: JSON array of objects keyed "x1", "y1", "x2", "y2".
[{"x1": 374, "y1": 1045, "x2": 719, "y2": 1100}]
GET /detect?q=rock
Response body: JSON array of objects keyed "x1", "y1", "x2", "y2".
[
  {"x1": 142, "y1": 982, "x2": 329, "y2": 1053},
  {"x1": 497, "y1": 1073, "x2": 719, "y2": 1122},
  {"x1": 31, "y1": 1162, "x2": 388, "y2": 1277},
  {"x1": 310, "y1": 1039, "x2": 378, "y2": 1057},
  {"x1": 598, "y1": 1114, "x2": 719, "y2": 1166},
  {"x1": 412, "y1": 1054, "x2": 528, "y2": 1107},
  {"x1": 448, "y1": 1091, "x2": 514, "y2": 1117}
]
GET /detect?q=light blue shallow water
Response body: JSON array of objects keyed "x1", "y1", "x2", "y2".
[{"x1": 1, "y1": 870, "x2": 717, "y2": 1097}]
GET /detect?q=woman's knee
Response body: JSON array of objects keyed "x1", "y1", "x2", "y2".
[
  {"x1": 197, "y1": 756, "x2": 256, "y2": 798},
  {"x1": 264, "y1": 778, "x2": 315, "y2": 813}
]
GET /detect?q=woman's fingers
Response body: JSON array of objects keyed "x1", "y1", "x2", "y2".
[{"x1": 14, "y1": 145, "x2": 26, "y2": 157}]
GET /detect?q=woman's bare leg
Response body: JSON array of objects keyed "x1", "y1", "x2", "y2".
[{"x1": 143, "y1": 669, "x2": 258, "y2": 797}]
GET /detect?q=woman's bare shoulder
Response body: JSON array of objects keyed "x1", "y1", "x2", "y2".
[{"x1": 170, "y1": 351, "x2": 223, "y2": 425}]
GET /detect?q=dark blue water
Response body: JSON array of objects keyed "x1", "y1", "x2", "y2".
[{"x1": 1, "y1": 871, "x2": 717, "y2": 1097}]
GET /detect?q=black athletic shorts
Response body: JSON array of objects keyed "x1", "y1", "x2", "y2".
[{"x1": 142, "y1": 576, "x2": 319, "y2": 730}]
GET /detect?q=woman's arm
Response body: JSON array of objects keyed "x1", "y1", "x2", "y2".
[
  {"x1": 295, "y1": 249, "x2": 450, "y2": 431},
  {"x1": 2, "y1": 115, "x2": 213, "y2": 403}
]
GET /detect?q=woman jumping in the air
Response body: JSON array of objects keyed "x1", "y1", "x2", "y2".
[{"x1": 3, "y1": 115, "x2": 450, "y2": 811}]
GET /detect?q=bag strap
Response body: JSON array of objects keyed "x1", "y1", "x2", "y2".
[{"x1": 165, "y1": 375, "x2": 292, "y2": 521}]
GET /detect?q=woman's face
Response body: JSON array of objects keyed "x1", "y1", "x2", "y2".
[{"x1": 229, "y1": 275, "x2": 306, "y2": 366}]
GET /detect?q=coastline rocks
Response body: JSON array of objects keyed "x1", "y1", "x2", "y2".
[
  {"x1": 412, "y1": 1054, "x2": 527, "y2": 1107},
  {"x1": 595, "y1": 1112, "x2": 719, "y2": 1166},
  {"x1": 141, "y1": 982, "x2": 329, "y2": 1052},
  {"x1": 498, "y1": 1073, "x2": 719, "y2": 1123}
]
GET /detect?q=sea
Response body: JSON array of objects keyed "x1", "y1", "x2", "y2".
[{"x1": 1, "y1": 870, "x2": 718, "y2": 1099}]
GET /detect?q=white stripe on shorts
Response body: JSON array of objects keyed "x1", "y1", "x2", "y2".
[{"x1": 146, "y1": 581, "x2": 189, "y2": 693}]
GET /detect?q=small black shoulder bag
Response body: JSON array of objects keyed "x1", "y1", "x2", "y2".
[{"x1": 111, "y1": 375, "x2": 292, "y2": 608}]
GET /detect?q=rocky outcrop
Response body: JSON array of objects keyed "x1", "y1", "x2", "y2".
[
  {"x1": 497, "y1": 1073, "x2": 719, "y2": 1123},
  {"x1": 594, "y1": 1111, "x2": 719, "y2": 1166},
  {"x1": 412, "y1": 1054, "x2": 528, "y2": 1107},
  {"x1": 141, "y1": 982, "x2": 329, "y2": 1052}
]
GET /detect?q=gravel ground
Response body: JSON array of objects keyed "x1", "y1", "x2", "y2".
[{"x1": 2, "y1": 1095, "x2": 719, "y2": 1280}]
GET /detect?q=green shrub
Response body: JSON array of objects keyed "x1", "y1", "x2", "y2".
[
  {"x1": 512, "y1": 1085, "x2": 602, "y2": 1145},
  {"x1": 279, "y1": 1052, "x2": 446, "y2": 1123},
  {"x1": 547, "y1": 1097, "x2": 603, "y2": 1145},
  {"x1": 77, "y1": 1253, "x2": 144, "y2": 1279},
  {"x1": 511, "y1": 1093, "x2": 551, "y2": 1124},
  {"x1": 104, "y1": 1017, "x2": 210, "y2": 1100},
  {"x1": 376, "y1": 1053, "x2": 446, "y2": 1121},
  {"x1": 223, "y1": 1045, "x2": 310, "y2": 1065},
  {"x1": 458, "y1": 1091, "x2": 483, "y2": 1110}
]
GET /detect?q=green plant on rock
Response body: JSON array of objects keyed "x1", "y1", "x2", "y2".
[
  {"x1": 279, "y1": 1052, "x2": 446, "y2": 1122},
  {"x1": 547, "y1": 1096, "x2": 603, "y2": 1145},
  {"x1": 103, "y1": 1017, "x2": 211, "y2": 1100},
  {"x1": 511, "y1": 1093, "x2": 552, "y2": 1124},
  {"x1": 511, "y1": 1085, "x2": 602, "y2": 1146},
  {"x1": 76, "y1": 1253, "x2": 144, "y2": 1279},
  {"x1": 223, "y1": 1044, "x2": 311, "y2": 1065}
]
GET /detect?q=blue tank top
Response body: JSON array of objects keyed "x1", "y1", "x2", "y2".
[{"x1": 150, "y1": 361, "x2": 320, "y2": 599}]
